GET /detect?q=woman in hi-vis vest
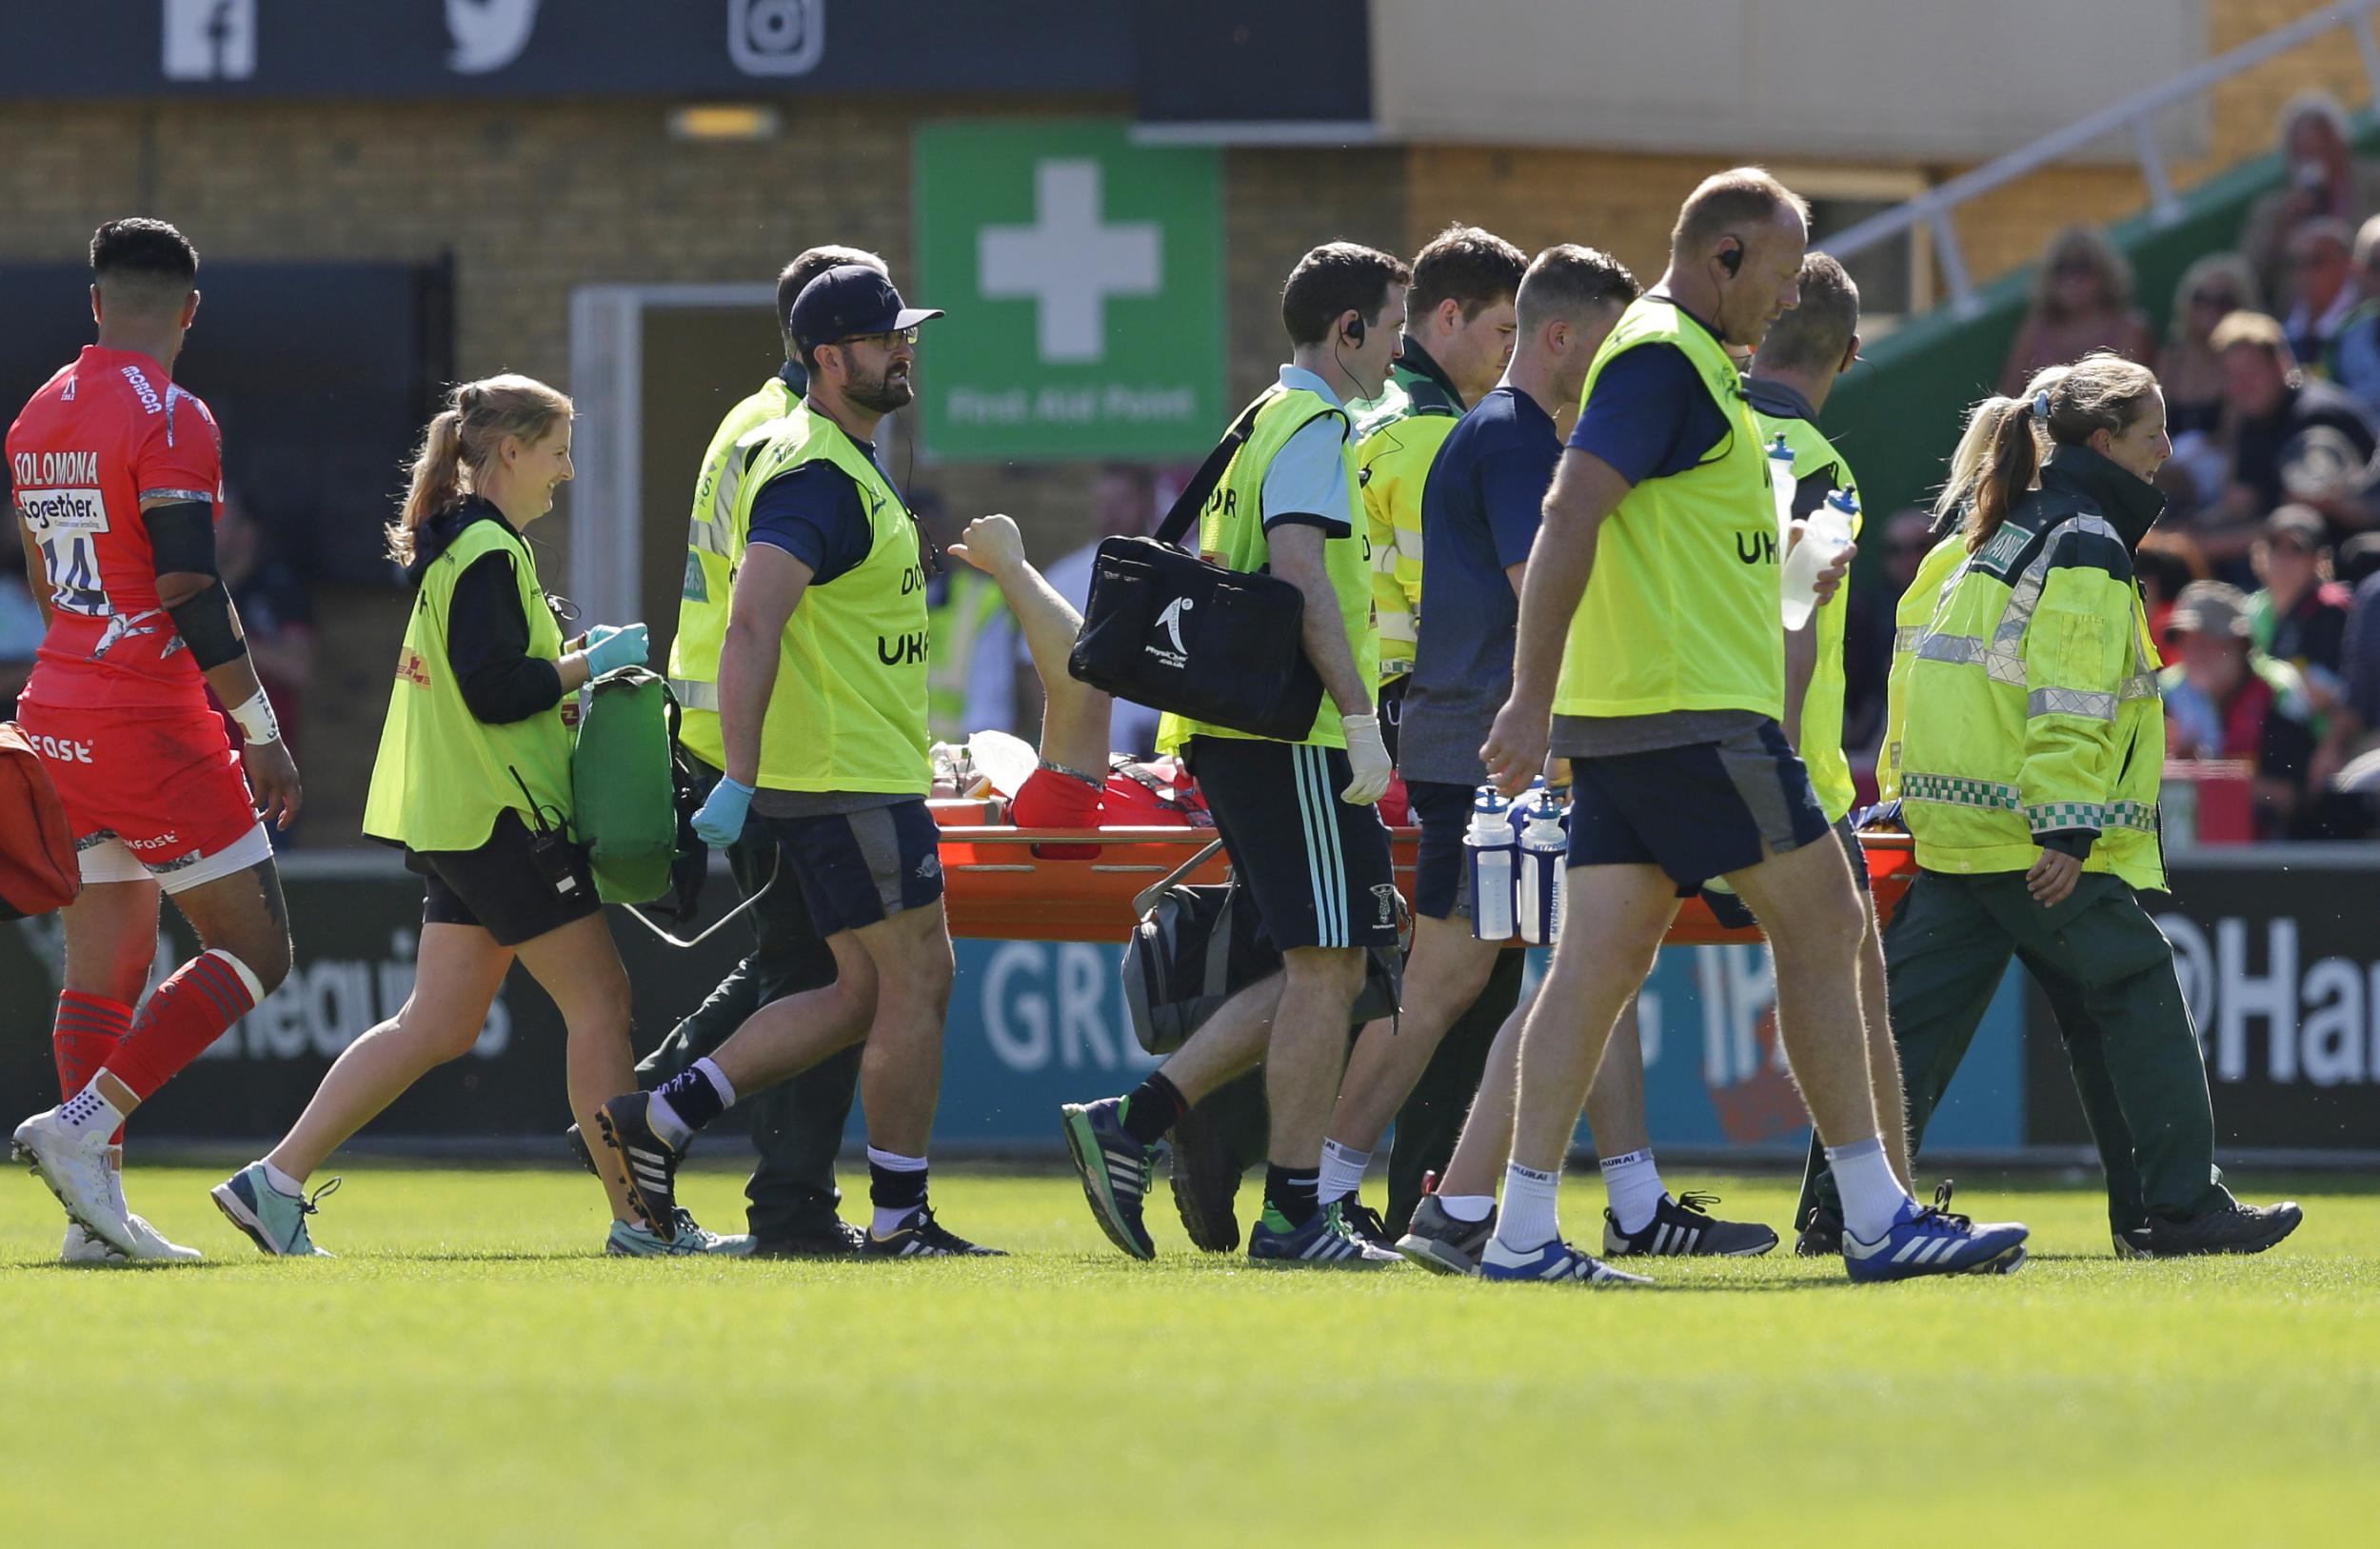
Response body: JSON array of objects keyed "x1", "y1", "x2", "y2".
[{"x1": 208, "y1": 377, "x2": 747, "y2": 1259}]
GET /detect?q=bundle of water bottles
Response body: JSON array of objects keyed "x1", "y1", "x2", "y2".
[
  {"x1": 1766, "y1": 432, "x2": 1860, "y2": 630},
  {"x1": 1465, "y1": 778, "x2": 1569, "y2": 944}
]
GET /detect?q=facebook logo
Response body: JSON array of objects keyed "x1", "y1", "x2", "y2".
[{"x1": 162, "y1": 0, "x2": 257, "y2": 82}]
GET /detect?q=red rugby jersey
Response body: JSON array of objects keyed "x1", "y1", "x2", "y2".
[{"x1": 8, "y1": 345, "x2": 224, "y2": 710}]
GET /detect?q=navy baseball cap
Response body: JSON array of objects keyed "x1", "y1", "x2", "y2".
[{"x1": 788, "y1": 264, "x2": 943, "y2": 350}]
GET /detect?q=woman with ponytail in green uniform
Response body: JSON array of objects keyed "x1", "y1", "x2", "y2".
[{"x1": 212, "y1": 377, "x2": 750, "y2": 1258}]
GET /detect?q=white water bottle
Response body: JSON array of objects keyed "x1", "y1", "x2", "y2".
[
  {"x1": 1465, "y1": 786, "x2": 1517, "y2": 943},
  {"x1": 1766, "y1": 433, "x2": 1798, "y2": 549},
  {"x1": 1516, "y1": 788, "x2": 1568, "y2": 944},
  {"x1": 1780, "y1": 487, "x2": 1858, "y2": 630}
]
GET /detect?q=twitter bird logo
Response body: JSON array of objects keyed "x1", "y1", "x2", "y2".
[{"x1": 446, "y1": 0, "x2": 539, "y2": 74}]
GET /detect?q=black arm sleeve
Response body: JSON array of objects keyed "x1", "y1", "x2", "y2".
[
  {"x1": 446, "y1": 550, "x2": 564, "y2": 724},
  {"x1": 143, "y1": 500, "x2": 220, "y2": 578}
]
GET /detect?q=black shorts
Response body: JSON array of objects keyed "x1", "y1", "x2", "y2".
[
  {"x1": 772, "y1": 799, "x2": 944, "y2": 939},
  {"x1": 1567, "y1": 718, "x2": 1829, "y2": 892},
  {"x1": 1185, "y1": 735, "x2": 1399, "y2": 952},
  {"x1": 411, "y1": 809, "x2": 602, "y2": 947},
  {"x1": 1408, "y1": 778, "x2": 1476, "y2": 922}
]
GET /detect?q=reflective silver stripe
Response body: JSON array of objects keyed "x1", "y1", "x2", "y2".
[
  {"x1": 667, "y1": 677, "x2": 719, "y2": 711},
  {"x1": 2118, "y1": 671, "x2": 2160, "y2": 702},
  {"x1": 1911, "y1": 515, "x2": 2123, "y2": 689},
  {"x1": 686, "y1": 519, "x2": 732, "y2": 558},
  {"x1": 1893, "y1": 625, "x2": 1923, "y2": 654},
  {"x1": 2027, "y1": 686, "x2": 2116, "y2": 722},
  {"x1": 1915, "y1": 632, "x2": 1987, "y2": 665},
  {"x1": 140, "y1": 487, "x2": 214, "y2": 504}
]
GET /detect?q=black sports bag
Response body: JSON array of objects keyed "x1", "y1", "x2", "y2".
[{"x1": 1067, "y1": 393, "x2": 1326, "y2": 743}]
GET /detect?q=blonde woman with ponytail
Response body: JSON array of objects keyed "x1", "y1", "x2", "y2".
[
  {"x1": 212, "y1": 376, "x2": 750, "y2": 1258},
  {"x1": 1815, "y1": 350, "x2": 2304, "y2": 1259}
]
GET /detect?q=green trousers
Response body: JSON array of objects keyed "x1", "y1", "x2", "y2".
[
  {"x1": 1799, "y1": 868, "x2": 2231, "y2": 1239},
  {"x1": 1185, "y1": 944, "x2": 1525, "y2": 1240},
  {"x1": 638, "y1": 784, "x2": 862, "y2": 1241}
]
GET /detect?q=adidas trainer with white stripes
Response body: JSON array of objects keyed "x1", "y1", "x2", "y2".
[
  {"x1": 1060, "y1": 1097, "x2": 1158, "y2": 1260},
  {"x1": 1602, "y1": 1191, "x2": 1778, "y2": 1258},
  {"x1": 1479, "y1": 1236, "x2": 1654, "y2": 1287},
  {"x1": 1842, "y1": 1184, "x2": 2028, "y2": 1282},
  {"x1": 1247, "y1": 1201, "x2": 1403, "y2": 1268},
  {"x1": 595, "y1": 1092, "x2": 683, "y2": 1242}
]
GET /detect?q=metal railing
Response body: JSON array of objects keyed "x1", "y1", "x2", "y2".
[{"x1": 1816, "y1": 0, "x2": 2380, "y2": 318}]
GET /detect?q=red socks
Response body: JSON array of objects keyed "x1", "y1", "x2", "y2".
[
  {"x1": 54, "y1": 990, "x2": 133, "y2": 1144},
  {"x1": 104, "y1": 949, "x2": 259, "y2": 1103}
]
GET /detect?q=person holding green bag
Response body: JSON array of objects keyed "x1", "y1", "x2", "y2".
[{"x1": 211, "y1": 375, "x2": 751, "y2": 1259}]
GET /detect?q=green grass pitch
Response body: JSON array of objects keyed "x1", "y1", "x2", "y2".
[{"x1": 5, "y1": 1163, "x2": 2375, "y2": 1546}]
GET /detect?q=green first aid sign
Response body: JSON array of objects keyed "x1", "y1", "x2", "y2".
[{"x1": 915, "y1": 118, "x2": 1224, "y2": 459}]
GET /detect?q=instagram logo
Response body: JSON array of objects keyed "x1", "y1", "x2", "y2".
[{"x1": 727, "y1": 0, "x2": 825, "y2": 77}]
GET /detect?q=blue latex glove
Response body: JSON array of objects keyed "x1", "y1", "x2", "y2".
[
  {"x1": 692, "y1": 775, "x2": 755, "y2": 849},
  {"x1": 583, "y1": 622, "x2": 649, "y2": 678}
]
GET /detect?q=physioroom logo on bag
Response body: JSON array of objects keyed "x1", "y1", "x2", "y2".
[{"x1": 1148, "y1": 597, "x2": 1193, "y2": 668}]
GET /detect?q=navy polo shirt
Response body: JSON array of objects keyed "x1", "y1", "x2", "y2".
[{"x1": 744, "y1": 435, "x2": 884, "y2": 585}]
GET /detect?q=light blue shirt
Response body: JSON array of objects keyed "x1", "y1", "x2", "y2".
[{"x1": 1259, "y1": 364, "x2": 1355, "y2": 535}]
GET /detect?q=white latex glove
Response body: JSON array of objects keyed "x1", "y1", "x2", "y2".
[{"x1": 1340, "y1": 712, "x2": 1393, "y2": 805}]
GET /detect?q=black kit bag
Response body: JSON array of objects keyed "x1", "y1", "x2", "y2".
[{"x1": 1068, "y1": 393, "x2": 1326, "y2": 743}]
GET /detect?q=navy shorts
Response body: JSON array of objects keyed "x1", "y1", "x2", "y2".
[
  {"x1": 771, "y1": 799, "x2": 944, "y2": 938},
  {"x1": 1185, "y1": 735, "x2": 1399, "y2": 952},
  {"x1": 1568, "y1": 718, "x2": 1829, "y2": 892},
  {"x1": 1407, "y1": 778, "x2": 1476, "y2": 922}
]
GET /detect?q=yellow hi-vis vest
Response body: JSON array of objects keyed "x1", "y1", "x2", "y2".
[
  {"x1": 363, "y1": 514, "x2": 573, "y2": 851},
  {"x1": 1158, "y1": 383, "x2": 1375, "y2": 751},
  {"x1": 725, "y1": 404, "x2": 932, "y2": 794},
  {"x1": 668, "y1": 369, "x2": 797, "y2": 768},
  {"x1": 1356, "y1": 362, "x2": 1463, "y2": 682},
  {"x1": 1555, "y1": 298, "x2": 1782, "y2": 722},
  {"x1": 1753, "y1": 404, "x2": 1863, "y2": 824},
  {"x1": 926, "y1": 568, "x2": 1008, "y2": 743}
]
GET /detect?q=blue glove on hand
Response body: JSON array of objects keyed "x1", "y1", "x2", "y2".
[
  {"x1": 692, "y1": 776, "x2": 755, "y2": 849},
  {"x1": 583, "y1": 622, "x2": 649, "y2": 678}
]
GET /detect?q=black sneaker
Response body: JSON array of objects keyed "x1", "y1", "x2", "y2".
[
  {"x1": 1060, "y1": 1097, "x2": 1159, "y2": 1260},
  {"x1": 595, "y1": 1092, "x2": 683, "y2": 1241},
  {"x1": 2132, "y1": 1201, "x2": 2304, "y2": 1258},
  {"x1": 863, "y1": 1205, "x2": 1007, "y2": 1258},
  {"x1": 1335, "y1": 1194, "x2": 1395, "y2": 1250},
  {"x1": 753, "y1": 1219, "x2": 867, "y2": 1258},
  {"x1": 1795, "y1": 1203, "x2": 1845, "y2": 1258},
  {"x1": 1396, "y1": 1193, "x2": 1496, "y2": 1276},
  {"x1": 1168, "y1": 1101, "x2": 1243, "y2": 1254},
  {"x1": 1603, "y1": 1191, "x2": 1779, "y2": 1257}
]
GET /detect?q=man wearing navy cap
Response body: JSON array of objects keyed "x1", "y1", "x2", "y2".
[{"x1": 594, "y1": 267, "x2": 1005, "y2": 1258}]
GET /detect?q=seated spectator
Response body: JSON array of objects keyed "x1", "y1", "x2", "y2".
[
  {"x1": 2136, "y1": 529, "x2": 2211, "y2": 663},
  {"x1": 1, "y1": 533, "x2": 44, "y2": 720},
  {"x1": 2283, "y1": 218, "x2": 2358, "y2": 368},
  {"x1": 1997, "y1": 225, "x2": 2158, "y2": 396},
  {"x1": 2161, "y1": 581, "x2": 2317, "y2": 839},
  {"x1": 2197, "y1": 310, "x2": 2380, "y2": 579},
  {"x1": 2158, "y1": 253, "x2": 2260, "y2": 439},
  {"x1": 2314, "y1": 551, "x2": 2380, "y2": 794},
  {"x1": 2338, "y1": 529, "x2": 2380, "y2": 589},
  {"x1": 2324, "y1": 213, "x2": 2380, "y2": 406},
  {"x1": 2238, "y1": 91, "x2": 2380, "y2": 309},
  {"x1": 211, "y1": 491, "x2": 317, "y2": 766},
  {"x1": 2248, "y1": 506, "x2": 2352, "y2": 716}
]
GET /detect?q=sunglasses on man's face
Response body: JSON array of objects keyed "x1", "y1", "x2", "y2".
[{"x1": 838, "y1": 327, "x2": 920, "y2": 349}]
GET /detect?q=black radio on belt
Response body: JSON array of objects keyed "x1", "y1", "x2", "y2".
[
  {"x1": 1068, "y1": 394, "x2": 1325, "y2": 745},
  {"x1": 510, "y1": 768, "x2": 583, "y2": 901}
]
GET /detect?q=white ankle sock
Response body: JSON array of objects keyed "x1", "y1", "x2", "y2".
[
  {"x1": 867, "y1": 1145, "x2": 929, "y2": 1238},
  {"x1": 1317, "y1": 1139, "x2": 1371, "y2": 1203},
  {"x1": 55, "y1": 1082, "x2": 125, "y2": 1142},
  {"x1": 691, "y1": 1057, "x2": 737, "y2": 1108},
  {"x1": 1438, "y1": 1193, "x2": 1496, "y2": 1224},
  {"x1": 1827, "y1": 1136, "x2": 1912, "y2": 1243},
  {"x1": 261, "y1": 1161, "x2": 304, "y2": 1198},
  {"x1": 1493, "y1": 1162, "x2": 1562, "y2": 1252},
  {"x1": 1598, "y1": 1147, "x2": 1666, "y2": 1235},
  {"x1": 647, "y1": 1093, "x2": 695, "y2": 1151}
]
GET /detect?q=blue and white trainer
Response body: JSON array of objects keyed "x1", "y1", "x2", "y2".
[
  {"x1": 1060, "y1": 1097, "x2": 1159, "y2": 1261},
  {"x1": 1842, "y1": 1183, "x2": 2028, "y2": 1283},
  {"x1": 1246, "y1": 1202, "x2": 1404, "y2": 1269},
  {"x1": 606, "y1": 1209, "x2": 757, "y2": 1258},
  {"x1": 211, "y1": 1164, "x2": 338, "y2": 1258},
  {"x1": 1479, "y1": 1235, "x2": 1654, "y2": 1286}
]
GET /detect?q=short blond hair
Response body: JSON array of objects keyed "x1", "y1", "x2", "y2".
[{"x1": 2211, "y1": 309, "x2": 2292, "y2": 361}]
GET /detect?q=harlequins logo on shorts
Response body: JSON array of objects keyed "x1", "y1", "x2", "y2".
[
  {"x1": 1372, "y1": 883, "x2": 1398, "y2": 926},
  {"x1": 916, "y1": 851, "x2": 943, "y2": 881}
]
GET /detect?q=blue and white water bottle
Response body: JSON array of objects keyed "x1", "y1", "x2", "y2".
[
  {"x1": 1466, "y1": 786, "x2": 1517, "y2": 942},
  {"x1": 1516, "y1": 787, "x2": 1568, "y2": 944}
]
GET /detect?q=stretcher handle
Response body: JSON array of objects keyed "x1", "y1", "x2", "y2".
[
  {"x1": 1131, "y1": 837, "x2": 1228, "y2": 918},
  {"x1": 618, "y1": 849, "x2": 781, "y2": 950}
]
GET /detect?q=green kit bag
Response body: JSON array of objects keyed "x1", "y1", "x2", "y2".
[{"x1": 571, "y1": 666, "x2": 680, "y2": 904}]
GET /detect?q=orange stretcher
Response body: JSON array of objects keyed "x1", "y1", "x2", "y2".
[{"x1": 929, "y1": 800, "x2": 1916, "y2": 945}]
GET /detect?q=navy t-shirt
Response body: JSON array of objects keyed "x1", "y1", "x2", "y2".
[
  {"x1": 1565, "y1": 304, "x2": 1734, "y2": 486},
  {"x1": 1398, "y1": 385, "x2": 1564, "y2": 786},
  {"x1": 744, "y1": 439, "x2": 884, "y2": 584}
]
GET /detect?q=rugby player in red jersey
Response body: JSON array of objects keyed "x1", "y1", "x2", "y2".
[{"x1": 8, "y1": 219, "x2": 300, "y2": 1261}]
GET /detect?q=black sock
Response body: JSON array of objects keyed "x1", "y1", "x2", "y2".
[
  {"x1": 868, "y1": 1158, "x2": 929, "y2": 1217},
  {"x1": 652, "y1": 1065, "x2": 726, "y2": 1132},
  {"x1": 1265, "y1": 1163, "x2": 1320, "y2": 1227},
  {"x1": 1121, "y1": 1071, "x2": 1188, "y2": 1146}
]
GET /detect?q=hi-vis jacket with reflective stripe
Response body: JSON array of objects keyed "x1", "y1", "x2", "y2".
[{"x1": 1897, "y1": 445, "x2": 2168, "y2": 890}]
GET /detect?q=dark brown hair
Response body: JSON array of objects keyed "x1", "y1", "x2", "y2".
[
  {"x1": 1407, "y1": 224, "x2": 1528, "y2": 324},
  {"x1": 1964, "y1": 352, "x2": 2160, "y2": 552},
  {"x1": 1280, "y1": 242, "x2": 1412, "y2": 348}
]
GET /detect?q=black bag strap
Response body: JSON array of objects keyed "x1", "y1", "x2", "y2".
[{"x1": 1154, "y1": 394, "x2": 1275, "y2": 549}]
